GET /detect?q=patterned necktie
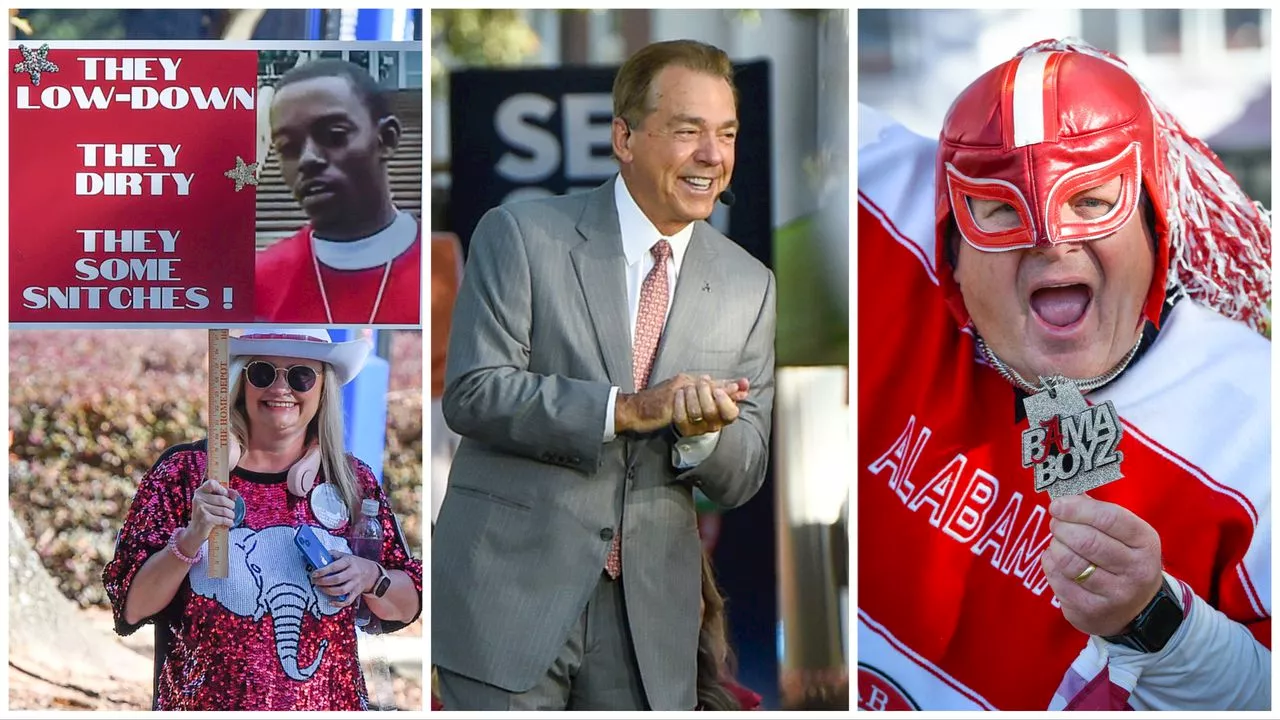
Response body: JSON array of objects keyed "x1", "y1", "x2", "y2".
[{"x1": 606, "y1": 238, "x2": 672, "y2": 579}]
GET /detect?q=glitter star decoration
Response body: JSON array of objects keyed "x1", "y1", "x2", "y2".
[
  {"x1": 13, "y1": 43, "x2": 58, "y2": 86},
  {"x1": 224, "y1": 156, "x2": 259, "y2": 192}
]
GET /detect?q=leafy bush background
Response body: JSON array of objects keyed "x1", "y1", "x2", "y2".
[{"x1": 9, "y1": 329, "x2": 423, "y2": 608}]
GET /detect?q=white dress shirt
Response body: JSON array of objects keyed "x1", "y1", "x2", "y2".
[{"x1": 604, "y1": 174, "x2": 720, "y2": 468}]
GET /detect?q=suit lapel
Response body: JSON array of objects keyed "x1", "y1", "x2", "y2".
[
  {"x1": 570, "y1": 179, "x2": 635, "y2": 391},
  {"x1": 650, "y1": 223, "x2": 723, "y2": 384}
]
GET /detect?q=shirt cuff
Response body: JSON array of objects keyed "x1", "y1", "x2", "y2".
[
  {"x1": 604, "y1": 386, "x2": 619, "y2": 443},
  {"x1": 673, "y1": 429, "x2": 721, "y2": 468}
]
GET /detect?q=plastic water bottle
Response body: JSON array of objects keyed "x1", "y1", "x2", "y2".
[{"x1": 350, "y1": 498, "x2": 383, "y2": 630}]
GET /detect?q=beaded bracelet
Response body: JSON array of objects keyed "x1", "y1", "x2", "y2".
[{"x1": 168, "y1": 527, "x2": 204, "y2": 565}]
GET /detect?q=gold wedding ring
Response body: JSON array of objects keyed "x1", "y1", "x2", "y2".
[{"x1": 1073, "y1": 562, "x2": 1098, "y2": 584}]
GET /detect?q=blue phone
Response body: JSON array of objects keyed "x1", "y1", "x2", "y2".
[{"x1": 295, "y1": 525, "x2": 347, "y2": 602}]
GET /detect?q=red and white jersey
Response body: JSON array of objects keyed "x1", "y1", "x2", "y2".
[{"x1": 856, "y1": 105, "x2": 1271, "y2": 711}]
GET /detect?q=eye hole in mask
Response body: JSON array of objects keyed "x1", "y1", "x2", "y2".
[
  {"x1": 946, "y1": 165, "x2": 1037, "y2": 252},
  {"x1": 946, "y1": 142, "x2": 1143, "y2": 252},
  {"x1": 967, "y1": 197, "x2": 1025, "y2": 233},
  {"x1": 1046, "y1": 143, "x2": 1142, "y2": 246}
]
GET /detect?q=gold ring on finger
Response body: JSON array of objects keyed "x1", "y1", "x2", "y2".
[{"x1": 1073, "y1": 562, "x2": 1098, "y2": 584}]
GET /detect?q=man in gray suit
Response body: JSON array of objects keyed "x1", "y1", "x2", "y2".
[{"x1": 432, "y1": 39, "x2": 776, "y2": 711}]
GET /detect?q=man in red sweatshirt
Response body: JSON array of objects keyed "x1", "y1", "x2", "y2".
[{"x1": 858, "y1": 39, "x2": 1270, "y2": 711}]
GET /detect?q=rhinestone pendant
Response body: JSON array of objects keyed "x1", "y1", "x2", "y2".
[{"x1": 1020, "y1": 376, "x2": 1125, "y2": 499}]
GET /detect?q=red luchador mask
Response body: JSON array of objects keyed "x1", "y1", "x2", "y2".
[{"x1": 935, "y1": 47, "x2": 1171, "y2": 328}]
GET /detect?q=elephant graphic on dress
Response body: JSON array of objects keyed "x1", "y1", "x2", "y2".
[{"x1": 189, "y1": 525, "x2": 351, "y2": 681}]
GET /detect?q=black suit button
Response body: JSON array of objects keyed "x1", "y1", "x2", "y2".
[
  {"x1": 600, "y1": 527, "x2": 614, "y2": 541},
  {"x1": 626, "y1": 468, "x2": 635, "y2": 479}
]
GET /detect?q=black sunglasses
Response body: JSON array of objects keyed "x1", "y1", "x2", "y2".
[{"x1": 244, "y1": 361, "x2": 318, "y2": 393}]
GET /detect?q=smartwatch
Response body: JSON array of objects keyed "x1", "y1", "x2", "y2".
[
  {"x1": 367, "y1": 564, "x2": 391, "y2": 599},
  {"x1": 1102, "y1": 577, "x2": 1184, "y2": 653}
]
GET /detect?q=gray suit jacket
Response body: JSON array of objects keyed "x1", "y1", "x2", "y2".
[{"x1": 432, "y1": 177, "x2": 775, "y2": 710}]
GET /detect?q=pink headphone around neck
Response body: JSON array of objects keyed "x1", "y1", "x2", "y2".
[{"x1": 227, "y1": 436, "x2": 324, "y2": 498}]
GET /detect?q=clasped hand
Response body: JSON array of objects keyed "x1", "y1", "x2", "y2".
[
  {"x1": 1040, "y1": 494, "x2": 1165, "y2": 638},
  {"x1": 672, "y1": 374, "x2": 748, "y2": 437},
  {"x1": 616, "y1": 373, "x2": 749, "y2": 436}
]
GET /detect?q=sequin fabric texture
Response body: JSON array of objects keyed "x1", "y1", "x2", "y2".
[{"x1": 103, "y1": 442, "x2": 424, "y2": 710}]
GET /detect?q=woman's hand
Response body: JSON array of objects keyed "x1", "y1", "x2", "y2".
[
  {"x1": 186, "y1": 479, "x2": 239, "y2": 543},
  {"x1": 311, "y1": 552, "x2": 380, "y2": 608}
]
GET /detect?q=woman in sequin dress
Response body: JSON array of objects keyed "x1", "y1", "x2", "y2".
[{"x1": 103, "y1": 329, "x2": 424, "y2": 710}]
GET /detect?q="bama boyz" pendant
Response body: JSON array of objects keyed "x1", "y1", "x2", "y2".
[{"x1": 1020, "y1": 376, "x2": 1125, "y2": 499}]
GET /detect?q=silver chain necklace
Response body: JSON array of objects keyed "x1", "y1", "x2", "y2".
[{"x1": 975, "y1": 333, "x2": 1144, "y2": 395}]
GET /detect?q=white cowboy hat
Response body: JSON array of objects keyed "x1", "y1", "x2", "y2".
[{"x1": 229, "y1": 328, "x2": 372, "y2": 386}]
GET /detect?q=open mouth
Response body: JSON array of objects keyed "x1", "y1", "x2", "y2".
[
  {"x1": 263, "y1": 400, "x2": 298, "y2": 410},
  {"x1": 681, "y1": 176, "x2": 714, "y2": 192},
  {"x1": 1030, "y1": 284, "x2": 1092, "y2": 329}
]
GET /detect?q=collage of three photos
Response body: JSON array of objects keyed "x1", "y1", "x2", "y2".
[{"x1": 6, "y1": 5, "x2": 1273, "y2": 714}]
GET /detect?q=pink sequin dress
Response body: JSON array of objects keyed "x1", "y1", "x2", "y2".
[{"x1": 103, "y1": 442, "x2": 423, "y2": 711}]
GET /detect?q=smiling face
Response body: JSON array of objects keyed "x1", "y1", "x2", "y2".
[
  {"x1": 954, "y1": 177, "x2": 1155, "y2": 381},
  {"x1": 243, "y1": 355, "x2": 326, "y2": 440},
  {"x1": 612, "y1": 64, "x2": 738, "y2": 236}
]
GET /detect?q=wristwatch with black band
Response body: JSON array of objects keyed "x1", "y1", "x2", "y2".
[
  {"x1": 1102, "y1": 576, "x2": 1184, "y2": 653},
  {"x1": 365, "y1": 563, "x2": 391, "y2": 599}
]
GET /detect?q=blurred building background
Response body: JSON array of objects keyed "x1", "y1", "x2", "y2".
[
  {"x1": 431, "y1": 8, "x2": 849, "y2": 710},
  {"x1": 11, "y1": 8, "x2": 420, "y2": 42},
  {"x1": 434, "y1": 9, "x2": 847, "y2": 270},
  {"x1": 858, "y1": 7, "x2": 1271, "y2": 207}
]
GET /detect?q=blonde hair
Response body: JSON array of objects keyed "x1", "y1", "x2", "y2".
[
  {"x1": 613, "y1": 39, "x2": 736, "y2": 130},
  {"x1": 229, "y1": 359, "x2": 362, "y2": 518}
]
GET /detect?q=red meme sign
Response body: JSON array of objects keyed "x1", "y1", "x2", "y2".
[{"x1": 10, "y1": 45, "x2": 257, "y2": 323}]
